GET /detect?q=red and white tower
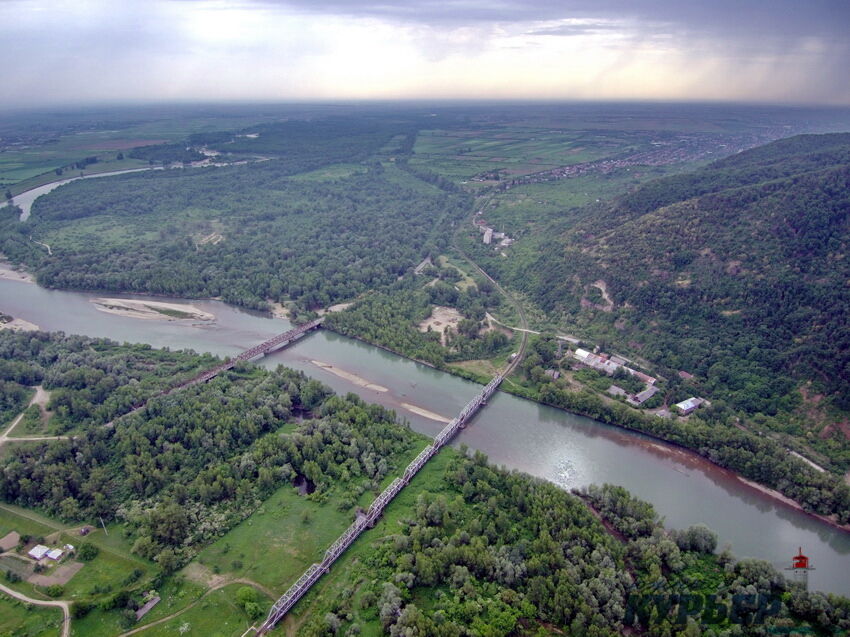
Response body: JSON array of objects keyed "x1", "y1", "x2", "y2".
[{"x1": 785, "y1": 547, "x2": 814, "y2": 590}]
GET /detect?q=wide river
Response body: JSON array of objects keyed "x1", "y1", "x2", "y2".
[{"x1": 1, "y1": 279, "x2": 848, "y2": 595}]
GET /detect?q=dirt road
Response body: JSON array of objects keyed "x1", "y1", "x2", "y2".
[{"x1": 0, "y1": 581, "x2": 70, "y2": 637}]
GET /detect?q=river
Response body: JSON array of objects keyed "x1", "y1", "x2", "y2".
[
  {"x1": 1, "y1": 167, "x2": 160, "y2": 221},
  {"x1": 1, "y1": 278, "x2": 848, "y2": 596}
]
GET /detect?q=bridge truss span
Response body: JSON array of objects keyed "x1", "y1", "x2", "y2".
[{"x1": 259, "y1": 372, "x2": 506, "y2": 634}]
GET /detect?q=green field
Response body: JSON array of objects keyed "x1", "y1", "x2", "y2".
[
  {"x1": 411, "y1": 127, "x2": 635, "y2": 182},
  {"x1": 5, "y1": 158, "x2": 152, "y2": 197},
  {"x1": 0, "y1": 107, "x2": 291, "y2": 193},
  {"x1": 192, "y1": 484, "x2": 356, "y2": 593},
  {"x1": 287, "y1": 162, "x2": 367, "y2": 182},
  {"x1": 0, "y1": 592, "x2": 64, "y2": 637},
  {"x1": 135, "y1": 583, "x2": 268, "y2": 637}
]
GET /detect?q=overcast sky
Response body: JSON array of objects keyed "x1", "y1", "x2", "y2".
[{"x1": 3, "y1": 0, "x2": 849, "y2": 107}]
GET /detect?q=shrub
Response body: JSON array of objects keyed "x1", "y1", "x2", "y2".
[
  {"x1": 77, "y1": 542, "x2": 99, "y2": 561},
  {"x1": 46, "y1": 584, "x2": 64, "y2": 598},
  {"x1": 71, "y1": 601, "x2": 93, "y2": 618}
]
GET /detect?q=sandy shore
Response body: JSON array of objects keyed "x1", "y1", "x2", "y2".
[
  {"x1": 270, "y1": 302, "x2": 290, "y2": 319},
  {"x1": 401, "y1": 402, "x2": 451, "y2": 423},
  {"x1": 0, "y1": 261, "x2": 35, "y2": 284},
  {"x1": 310, "y1": 360, "x2": 388, "y2": 392},
  {"x1": 0, "y1": 317, "x2": 39, "y2": 332},
  {"x1": 317, "y1": 302, "x2": 354, "y2": 316},
  {"x1": 91, "y1": 298, "x2": 215, "y2": 322}
]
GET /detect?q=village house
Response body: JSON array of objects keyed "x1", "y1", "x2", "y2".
[
  {"x1": 675, "y1": 397, "x2": 707, "y2": 415},
  {"x1": 574, "y1": 348, "x2": 647, "y2": 379},
  {"x1": 632, "y1": 371, "x2": 657, "y2": 385}
]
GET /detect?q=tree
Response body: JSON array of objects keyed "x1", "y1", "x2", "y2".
[
  {"x1": 148, "y1": 501, "x2": 189, "y2": 545},
  {"x1": 46, "y1": 584, "x2": 64, "y2": 597},
  {"x1": 674, "y1": 524, "x2": 718, "y2": 554},
  {"x1": 77, "y1": 542, "x2": 99, "y2": 561},
  {"x1": 4, "y1": 190, "x2": 11, "y2": 200},
  {"x1": 156, "y1": 548, "x2": 179, "y2": 573},
  {"x1": 236, "y1": 586, "x2": 258, "y2": 607},
  {"x1": 324, "y1": 612, "x2": 342, "y2": 634}
]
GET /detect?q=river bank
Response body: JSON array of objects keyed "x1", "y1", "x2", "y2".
[
  {"x1": 0, "y1": 261, "x2": 35, "y2": 284},
  {"x1": 2, "y1": 276, "x2": 848, "y2": 595},
  {"x1": 319, "y1": 325, "x2": 850, "y2": 537},
  {"x1": 0, "y1": 316, "x2": 40, "y2": 332}
]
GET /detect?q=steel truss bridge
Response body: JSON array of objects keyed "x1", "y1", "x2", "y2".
[
  {"x1": 258, "y1": 373, "x2": 504, "y2": 633},
  {"x1": 105, "y1": 318, "x2": 324, "y2": 427}
]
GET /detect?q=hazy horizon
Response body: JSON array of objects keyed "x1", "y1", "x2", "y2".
[{"x1": 3, "y1": 0, "x2": 849, "y2": 109}]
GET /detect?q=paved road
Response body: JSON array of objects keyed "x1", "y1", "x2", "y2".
[{"x1": 0, "y1": 582, "x2": 70, "y2": 637}]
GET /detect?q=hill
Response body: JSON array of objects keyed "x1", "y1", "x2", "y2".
[{"x1": 495, "y1": 133, "x2": 850, "y2": 461}]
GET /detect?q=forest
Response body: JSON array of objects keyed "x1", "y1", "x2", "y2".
[
  {"x1": 1, "y1": 161, "x2": 468, "y2": 312},
  {"x1": 459, "y1": 133, "x2": 850, "y2": 468},
  {"x1": 0, "y1": 331, "x2": 423, "y2": 573},
  {"x1": 0, "y1": 117, "x2": 470, "y2": 312},
  {"x1": 0, "y1": 331, "x2": 216, "y2": 431},
  {"x1": 295, "y1": 451, "x2": 850, "y2": 636}
]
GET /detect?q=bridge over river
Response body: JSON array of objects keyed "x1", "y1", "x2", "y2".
[
  {"x1": 207, "y1": 322, "x2": 516, "y2": 633},
  {"x1": 106, "y1": 314, "x2": 518, "y2": 631},
  {"x1": 258, "y1": 374, "x2": 504, "y2": 633}
]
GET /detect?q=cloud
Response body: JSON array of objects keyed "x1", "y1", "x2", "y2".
[
  {"x1": 524, "y1": 20, "x2": 623, "y2": 38},
  {"x1": 0, "y1": 0, "x2": 848, "y2": 107}
]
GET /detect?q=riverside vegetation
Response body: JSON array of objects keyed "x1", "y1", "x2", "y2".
[
  {"x1": 2, "y1": 111, "x2": 849, "y2": 531},
  {"x1": 0, "y1": 330, "x2": 848, "y2": 636}
]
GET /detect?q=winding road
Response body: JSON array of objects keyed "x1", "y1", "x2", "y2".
[
  {"x1": 451, "y1": 200, "x2": 529, "y2": 375},
  {"x1": 0, "y1": 582, "x2": 70, "y2": 637}
]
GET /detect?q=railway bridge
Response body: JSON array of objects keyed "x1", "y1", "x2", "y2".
[
  {"x1": 258, "y1": 374, "x2": 504, "y2": 634},
  {"x1": 173, "y1": 317, "x2": 324, "y2": 390},
  {"x1": 105, "y1": 318, "x2": 324, "y2": 427}
]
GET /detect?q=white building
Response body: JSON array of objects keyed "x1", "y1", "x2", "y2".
[
  {"x1": 28, "y1": 545, "x2": 49, "y2": 560},
  {"x1": 483, "y1": 228, "x2": 493, "y2": 245},
  {"x1": 47, "y1": 548, "x2": 64, "y2": 561},
  {"x1": 675, "y1": 397, "x2": 705, "y2": 415}
]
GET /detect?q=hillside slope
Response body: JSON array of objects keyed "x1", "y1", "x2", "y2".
[{"x1": 522, "y1": 133, "x2": 850, "y2": 428}]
